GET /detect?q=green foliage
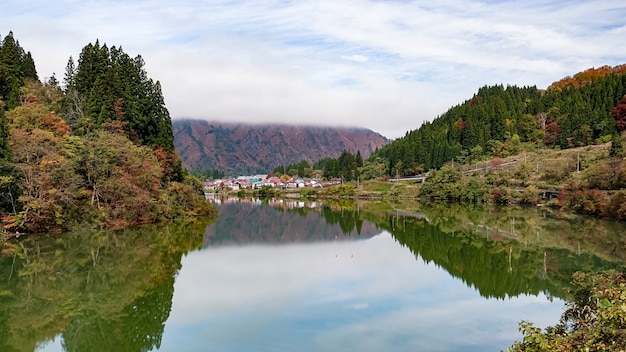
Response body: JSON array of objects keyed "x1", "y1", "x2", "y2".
[
  {"x1": 508, "y1": 270, "x2": 626, "y2": 352},
  {"x1": 0, "y1": 32, "x2": 213, "y2": 232},
  {"x1": 68, "y1": 41, "x2": 174, "y2": 152},
  {"x1": 255, "y1": 185, "x2": 277, "y2": 198},
  {"x1": 0, "y1": 220, "x2": 211, "y2": 351},
  {"x1": 541, "y1": 158, "x2": 576, "y2": 182},
  {"x1": 370, "y1": 69, "x2": 626, "y2": 178},
  {"x1": 420, "y1": 166, "x2": 462, "y2": 201},
  {"x1": 313, "y1": 149, "x2": 362, "y2": 180},
  {"x1": 0, "y1": 31, "x2": 38, "y2": 110},
  {"x1": 359, "y1": 157, "x2": 388, "y2": 179},
  {"x1": 585, "y1": 158, "x2": 623, "y2": 190},
  {"x1": 610, "y1": 133, "x2": 624, "y2": 157},
  {"x1": 299, "y1": 187, "x2": 317, "y2": 198},
  {"x1": 323, "y1": 183, "x2": 356, "y2": 197},
  {"x1": 0, "y1": 107, "x2": 8, "y2": 160},
  {"x1": 192, "y1": 168, "x2": 226, "y2": 180},
  {"x1": 275, "y1": 159, "x2": 311, "y2": 177}
]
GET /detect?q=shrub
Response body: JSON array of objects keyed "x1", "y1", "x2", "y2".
[
  {"x1": 603, "y1": 191, "x2": 626, "y2": 220},
  {"x1": 491, "y1": 187, "x2": 509, "y2": 204},
  {"x1": 508, "y1": 270, "x2": 626, "y2": 352},
  {"x1": 558, "y1": 183, "x2": 607, "y2": 215}
]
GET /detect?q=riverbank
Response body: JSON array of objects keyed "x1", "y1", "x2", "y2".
[{"x1": 212, "y1": 140, "x2": 626, "y2": 220}]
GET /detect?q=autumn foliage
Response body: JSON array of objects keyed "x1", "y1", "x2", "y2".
[
  {"x1": 0, "y1": 33, "x2": 215, "y2": 234},
  {"x1": 548, "y1": 64, "x2": 626, "y2": 90},
  {"x1": 612, "y1": 95, "x2": 626, "y2": 131}
]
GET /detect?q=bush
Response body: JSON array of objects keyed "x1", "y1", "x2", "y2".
[
  {"x1": 603, "y1": 191, "x2": 626, "y2": 220},
  {"x1": 255, "y1": 185, "x2": 277, "y2": 198},
  {"x1": 491, "y1": 187, "x2": 510, "y2": 204},
  {"x1": 558, "y1": 183, "x2": 607, "y2": 215},
  {"x1": 460, "y1": 179, "x2": 488, "y2": 203},
  {"x1": 507, "y1": 270, "x2": 626, "y2": 352},
  {"x1": 519, "y1": 185, "x2": 540, "y2": 204}
]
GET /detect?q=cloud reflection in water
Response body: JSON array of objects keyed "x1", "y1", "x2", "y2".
[{"x1": 160, "y1": 231, "x2": 563, "y2": 352}]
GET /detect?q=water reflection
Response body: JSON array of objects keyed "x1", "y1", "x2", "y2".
[
  {"x1": 163, "y1": 217, "x2": 560, "y2": 351},
  {"x1": 1, "y1": 199, "x2": 625, "y2": 351},
  {"x1": 0, "y1": 220, "x2": 212, "y2": 352}
]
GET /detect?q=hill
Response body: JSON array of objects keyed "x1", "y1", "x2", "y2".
[
  {"x1": 0, "y1": 32, "x2": 214, "y2": 234},
  {"x1": 370, "y1": 65, "x2": 626, "y2": 176},
  {"x1": 173, "y1": 119, "x2": 390, "y2": 175}
]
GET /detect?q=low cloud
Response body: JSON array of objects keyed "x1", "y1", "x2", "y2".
[{"x1": 2, "y1": 0, "x2": 626, "y2": 138}]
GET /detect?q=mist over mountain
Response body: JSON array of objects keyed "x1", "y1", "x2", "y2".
[{"x1": 173, "y1": 119, "x2": 390, "y2": 174}]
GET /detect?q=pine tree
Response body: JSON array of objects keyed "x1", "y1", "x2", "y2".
[
  {"x1": 0, "y1": 107, "x2": 8, "y2": 159},
  {"x1": 355, "y1": 150, "x2": 363, "y2": 167},
  {"x1": 610, "y1": 133, "x2": 623, "y2": 157},
  {"x1": 68, "y1": 42, "x2": 175, "y2": 151}
]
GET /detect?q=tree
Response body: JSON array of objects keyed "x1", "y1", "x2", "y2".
[
  {"x1": 69, "y1": 42, "x2": 175, "y2": 151},
  {"x1": 0, "y1": 31, "x2": 38, "y2": 109},
  {"x1": 612, "y1": 95, "x2": 626, "y2": 131},
  {"x1": 610, "y1": 133, "x2": 623, "y2": 157},
  {"x1": 355, "y1": 150, "x2": 363, "y2": 167},
  {"x1": 0, "y1": 106, "x2": 8, "y2": 159}
]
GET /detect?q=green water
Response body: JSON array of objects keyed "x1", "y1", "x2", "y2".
[{"x1": 0, "y1": 199, "x2": 624, "y2": 351}]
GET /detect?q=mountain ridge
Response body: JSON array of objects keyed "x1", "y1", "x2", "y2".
[{"x1": 173, "y1": 119, "x2": 390, "y2": 174}]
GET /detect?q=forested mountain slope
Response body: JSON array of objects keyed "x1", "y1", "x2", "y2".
[{"x1": 373, "y1": 65, "x2": 626, "y2": 176}]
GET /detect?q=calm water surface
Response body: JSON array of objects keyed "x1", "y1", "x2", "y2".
[{"x1": 3, "y1": 199, "x2": 625, "y2": 352}]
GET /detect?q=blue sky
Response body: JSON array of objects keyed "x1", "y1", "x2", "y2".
[{"x1": 2, "y1": 0, "x2": 626, "y2": 138}]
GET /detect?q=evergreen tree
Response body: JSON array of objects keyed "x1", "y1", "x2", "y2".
[
  {"x1": 68, "y1": 42, "x2": 175, "y2": 152},
  {"x1": 0, "y1": 107, "x2": 8, "y2": 159},
  {"x1": 610, "y1": 133, "x2": 623, "y2": 157},
  {"x1": 355, "y1": 150, "x2": 363, "y2": 167}
]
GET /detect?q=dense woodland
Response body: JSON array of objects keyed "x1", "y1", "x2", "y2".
[
  {"x1": 372, "y1": 65, "x2": 626, "y2": 175},
  {"x1": 296, "y1": 65, "x2": 626, "y2": 183},
  {"x1": 0, "y1": 31, "x2": 214, "y2": 234}
]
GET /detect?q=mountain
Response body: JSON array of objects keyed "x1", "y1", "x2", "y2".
[
  {"x1": 172, "y1": 119, "x2": 390, "y2": 174},
  {"x1": 203, "y1": 202, "x2": 380, "y2": 248}
]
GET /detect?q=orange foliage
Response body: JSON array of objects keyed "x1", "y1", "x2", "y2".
[
  {"x1": 40, "y1": 112, "x2": 71, "y2": 137},
  {"x1": 548, "y1": 64, "x2": 626, "y2": 90}
]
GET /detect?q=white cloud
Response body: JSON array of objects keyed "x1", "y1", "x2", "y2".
[
  {"x1": 158, "y1": 231, "x2": 565, "y2": 351},
  {"x1": 341, "y1": 55, "x2": 369, "y2": 63},
  {"x1": 2, "y1": 0, "x2": 626, "y2": 138}
]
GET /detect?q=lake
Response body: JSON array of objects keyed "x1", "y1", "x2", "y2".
[{"x1": 1, "y1": 198, "x2": 624, "y2": 351}]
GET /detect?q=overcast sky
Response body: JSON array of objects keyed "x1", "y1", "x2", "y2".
[{"x1": 3, "y1": 0, "x2": 626, "y2": 139}]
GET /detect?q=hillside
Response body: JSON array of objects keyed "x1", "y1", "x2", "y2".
[
  {"x1": 371, "y1": 65, "x2": 626, "y2": 176},
  {"x1": 173, "y1": 119, "x2": 390, "y2": 174},
  {"x1": 0, "y1": 32, "x2": 214, "y2": 235}
]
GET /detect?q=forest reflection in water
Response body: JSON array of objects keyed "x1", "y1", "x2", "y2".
[{"x1": 0, "y1": 198, "x2": 624, "y2": 351}]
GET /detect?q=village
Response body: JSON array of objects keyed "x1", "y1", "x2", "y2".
[{"x1": 203, "y1": 174, "x2": 342, "y2": 192}]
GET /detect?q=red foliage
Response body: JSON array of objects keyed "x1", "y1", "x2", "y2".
[
  {"x1": 491, "y1": 188, "x2": 509, "y2": 204},
  {"x1": 489, "y1": 158, "x2": 504, "y2": 168},
  {"x1": 612, "y1": 96, "x2": 626, "y2": 132},
  {"x1": 544, "y1": 118, "x2": 560, "y2": 145},
  {"x1": 558, "y1": 183, "x2": 606, "y2": 215},
  {"x1": 604, "y1": 192, "x2": 626, "y2": 220},
  {"x1": 154, "y1": 147, "x2": 182, "y2": 183}
]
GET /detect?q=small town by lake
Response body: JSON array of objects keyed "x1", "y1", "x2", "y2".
[{"x1": 1, "y1": 198, "x2": 625, "y2": 351}]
